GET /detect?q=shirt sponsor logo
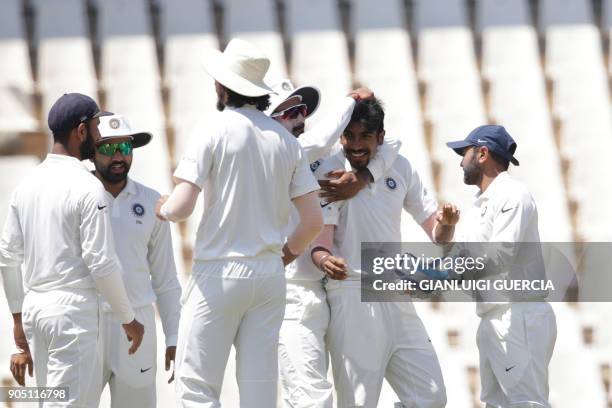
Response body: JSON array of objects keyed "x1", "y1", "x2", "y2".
[
  {"x1": 97, "y1": 204, "x2": 107, "y2": 210},
  {"x1": 481, "y1": 206, "x2": 487, "y2": 217},
  {"x1": 310, "y1": 160, "x2": 321, "y2": 172},
  {"x1": 385, "y1": 177, "x2": 397, "y2": 190},
  {"x1": 132, "y1": 203, "x2": 145, "y2": 217},
  {"x1": 501, "y1": 206, "x2": 515, "y2": 214}
]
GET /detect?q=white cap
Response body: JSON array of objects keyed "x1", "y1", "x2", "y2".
[
  {"x1": 265, "y1": 79, "x2": 320, "y2": 117},
  {"x1": 97, "y1": 114, "x2": 152, "y2": 148}
]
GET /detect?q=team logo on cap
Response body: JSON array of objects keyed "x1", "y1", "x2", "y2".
[
  {"x1": 109, "y1": 118, "x2": 121, "y2": 129},
  {"x1": 385, "y1": 177, "x2": 397, "y2": 190},
  {"x1": 282, "y1": 81, "x2": 292, "y2": 91},
  {"x1": 132, "y1": 203, "x2": 145, "y2": 217},
  {"x1": 310, "y1": 160, "x2": 321, "y2": 172}
]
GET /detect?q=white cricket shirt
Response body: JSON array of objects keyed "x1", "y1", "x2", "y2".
[
  {"x1": 101, "y1": 177, "x2": 181, "y2": 346},
  {"x1": 455, "y1": 171, "x2": 545, "y2": 315},
  {"x1": 174, "y1": 106, "x2": 319, "y2": 262},
  {"x1": 319, "y1": 151, "x2": 438, "y2": 280},
  {"x1": 285, "y1": 113, "x2": 403, "y2": 281},
  {"x1": 0, "y1": 154, "x2": 123, "y2": 294}
]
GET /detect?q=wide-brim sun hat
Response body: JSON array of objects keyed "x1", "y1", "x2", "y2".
[
  {"x1": 202, "y1": 38, "x2": 274, "y2": 97},
  {"x1": 97, "y1": 114, "x2": 152, "y2": 148},
  {"x1": 266, "y1": 78, "x2": 320, "y2": 118}
]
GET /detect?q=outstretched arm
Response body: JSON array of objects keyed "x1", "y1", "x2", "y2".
[{"x1": 156, "y1": 179, "x2": 201, "y2": 222}]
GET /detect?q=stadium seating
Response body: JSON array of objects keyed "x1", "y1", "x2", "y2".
[
  {"x1": 223, "y1": 0, "x2": 288, "y2": 82},
  {"x1": 540, "y1": 0, "x2": 612, "y2": 241},
  {"x1": 34, "y1": 0, "x2": 98, "y2": 129},
  {"x1": 1, "y1": 1, "x2": 612, "y2": 406},
  {"x1": 479, "y1": 0, "x2": 572, "y2": 241},
  {"x1": 415, "y1": 0, "x2": 486, "y2": 211},
  {"x1": 0, "y1": 0, "x2": 37, "y2": 134},
  {"x1": 285, "y1": 0, "x2": 352, "y2": 122}
]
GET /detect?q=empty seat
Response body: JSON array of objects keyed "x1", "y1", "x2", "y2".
[
  {"x1": 160, "y1": 0, "x2": 218, "y2": 162},
  {"x1": 541, "y1": 0, "x2": 612, "y2": 240},
  {"x1": 286, "y1": 0, "x2": 351, "y2": 122},
  {"x1": 33, "y1": 0, "x2": 97, "y2": 139},
  {"x1": 97, "y1": 0, "x2": 160, "y2": 86},
  {"x1": 0, "y1": 0, "x2": 37, "y2": 133},
  {"x1": 480, "y1": 0, "x2": 572, "y2": 241},
  {"x1": 549, "y1": 349, "x2": 607, "y2": 407},
  {"x1": 415, "y1": 0, "x2": 485, "y2": 210},
  {"x1": 161, "y1": 0, "x2": 217, "y2": 85},
  {"x1": 223, "y1": 0, "x2": 287, "y2": 82},
  {"x1": 34, "y1": 0, "x2": 97, "y2": 109}
]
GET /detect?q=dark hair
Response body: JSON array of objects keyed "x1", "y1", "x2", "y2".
[
  {"x1": 349, "y1": 98, "x2": 385, "y2": 134},
  {"x1": 489, "y1": 151, "x2": 509, "y2": 170},
  {"x1": 53, "y1": 130, "x2": 71, "y2": 146},
  {"x1": 224, "y1": 86, "x2": 271, "y2": 111}
]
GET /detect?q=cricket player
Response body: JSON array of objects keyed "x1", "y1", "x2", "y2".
[
  {"x1": 446, "y1": 125, "x2": 557, "y2": 408},
  {"x1": 92, "y1": 114, "x2": 182, "y2": 407},
  {"x1": 155, "y1": 39, "x2": 323, "y2": 407},
  {"x1": 310, "y1": 98, "x2": 458, "y2": 408},
  {"x1": 267, "y1": 80, "x2": 402, "y2": 407},
  {"x1": 0, "y1": 93, "x2": 144, "y2": 406}
]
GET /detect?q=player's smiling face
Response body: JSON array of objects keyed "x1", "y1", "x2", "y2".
[
  {"x1": 341, "y1": 122, "x2": 384, "y2": 170},
  {"x1": 93, "y1": 136, "x2": 133, "y2": 183}
]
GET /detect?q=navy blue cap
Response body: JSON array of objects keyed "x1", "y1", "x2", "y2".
[
  {"x1": 446, "y1": 125, "x2": 519, "y2": 166},
  {"x1": 48, "y1": 93, "x2": 109, "y2": 134}
]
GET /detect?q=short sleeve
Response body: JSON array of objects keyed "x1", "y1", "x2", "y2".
[
  {"x1": 290, "y1": 145, "x2": 320, "y2": 199},
  {"x1": 403, "y1": 162, "x2": 438, "y2": 224},
  {"x1": 173, "y1": 123, "x2": 218, "y2": 189}
]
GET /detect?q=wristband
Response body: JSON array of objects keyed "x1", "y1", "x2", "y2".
[{"x1": 318, "y1": 254, "x2": 331, "y2": 271}]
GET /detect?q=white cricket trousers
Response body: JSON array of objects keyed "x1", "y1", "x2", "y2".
[
  {"x1": 278, "y1": 279, "x2": 333, "y2": 408},
  {"x1": 477, "y1": 302, "x2": 557, "y2": 408},
  {"x1": 21, "y1": 287, "x2": 102, "y2": 408},
  {"x1": 101, "y1": 304, "x2": 157, "y2": 408},
  {"x1": 326, "y1": 280, "x2": 446, "y2": 408},
  {"x1": 175, "y1": 256, "x2": 286, "y2": 408}
]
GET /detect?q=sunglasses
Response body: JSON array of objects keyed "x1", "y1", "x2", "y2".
[
  {"x1": 97, "y1": 141, "x2": 133, "y2": 157},
  {"x1": 272, "y1": 104, "x2": 307, "y2": 120}
]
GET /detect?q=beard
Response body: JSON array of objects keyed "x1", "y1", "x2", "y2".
[
  {"x1": 216, "y1": 93, "x2": 225, "y2": 111},
  {"x1": 292, "y1": 123, "x2": 305, "y2": 137},
  {"x1": 463, "y1": 155, "x2": 483, "y2": 185},
  {"x1": 94, "y1": 159, "x2": 131, "y2": 183},
  {"x1": 79, "y1": 127, "x2": 96, "y2": 161}
]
